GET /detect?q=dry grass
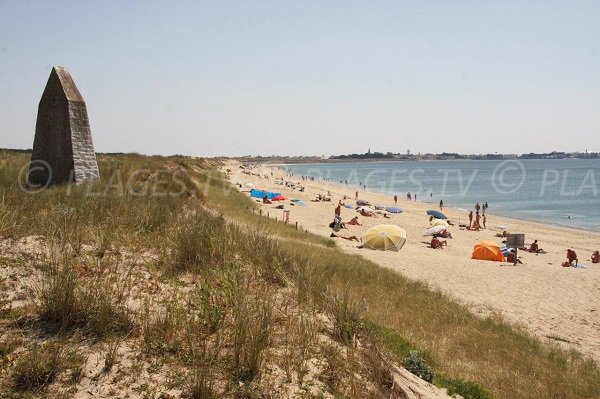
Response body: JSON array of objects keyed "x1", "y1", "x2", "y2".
[{"x1": 1, "y1": 150, "x2": 599, "y2": 399}]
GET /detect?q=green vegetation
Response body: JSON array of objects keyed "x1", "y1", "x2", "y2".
[{"x1": 0, "y1": 149, "x2": 599, "y2": 398}]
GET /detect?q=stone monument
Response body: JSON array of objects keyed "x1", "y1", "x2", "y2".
[{"x1": 29, "y1": 66, "x2": 100, "y2": 186}]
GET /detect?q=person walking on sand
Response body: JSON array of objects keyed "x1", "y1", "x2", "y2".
[
  {"x1": 394, "y1": 195, "x2": 398, "y2": 205},
  {"x1": 482, "y1": 214, "x2": 486, "y2": 229},
  {"x1": 468, "y1": 211, "x2": 473, "y2": 227},
  {"x1": 439, "y1": 200, "x2": 444, "y2": 210},
  {"x1": 475, "y1": 202, "x2": 481, "y2": 213},
  {"x1": 355, "y1": 190, "x2": 358, "y2": 200},
  {"x1": 414, "y1": 193, "x2": 417, "y2": 201}
]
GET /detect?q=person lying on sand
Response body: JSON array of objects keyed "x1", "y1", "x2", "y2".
[
  {"x1": 495, "y1": 230, "x2": 509, "y2": 238},
  {"x1": 330, "y1": 233, "x2": 359, "y2": 242},
  {"x1": 434, "y1": 229, "x2": 453, "y2": 239},
  {"x1": 591, "y1": 250, "x2": 599, "y2": 264},
  {"x1": 359, "y1": 209, "x2": 378, "y2": 217},
  {"x1": 347, "y1": 216, "x2": 362, "y2": 226},
  {"x1": 262, "y1": 195, "x2": 272, "y2": 204},
  {"x1": 431, "y1": 237, "x2": 447, "y2": 249},
  {"x1": 383, "y1": 213, "x2": 390, "y2": 219}
]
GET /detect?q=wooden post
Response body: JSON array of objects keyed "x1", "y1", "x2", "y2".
[
  {"x1": 259, "y1": 209, "x2": 262, "y2": 216},
  {"x1": 295, "y1": 221, "x2": 298, "y2": 230}
]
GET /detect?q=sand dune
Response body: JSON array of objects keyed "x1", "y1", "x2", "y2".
[{"x1": 227, "y1": 161, "x2": 600, "y2": 360}]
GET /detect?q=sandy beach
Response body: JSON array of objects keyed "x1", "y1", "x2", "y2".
[{"x1": 226, "y1": 161, "x2": 600, "y2": 361}]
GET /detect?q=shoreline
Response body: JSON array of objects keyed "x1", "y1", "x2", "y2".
[
  {"x1": 227, "y1": 160, "x2": 600, "y2": 361},
  {"x1": 278, "y1": 161, "x2": 600, "y2": 235},
  {"x1": 282, "y1": 166, "x2": 600, "y2": 238}
]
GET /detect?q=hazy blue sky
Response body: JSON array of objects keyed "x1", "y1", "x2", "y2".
[{"x1": 1, "y1": 1, "x2": 599, "y2": 157}]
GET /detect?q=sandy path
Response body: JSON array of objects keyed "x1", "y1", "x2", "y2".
[{"x1": 225, "y1": 161, "x2": 600, "y2": 360}]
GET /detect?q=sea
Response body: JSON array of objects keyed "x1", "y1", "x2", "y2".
[{"x1": 284, "y1": 159, "x2": 600, "y2": 232}]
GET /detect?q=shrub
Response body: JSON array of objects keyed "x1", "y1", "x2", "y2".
[
  {"x1": 434, "y1": 376, "x2": 494, "y2": 399},
  {"x1": 402, "y1": 350, "x2": 435, "y2": 383},
  {"x1": 13, "y1": 343, "x2": 64, "y2": 391}
]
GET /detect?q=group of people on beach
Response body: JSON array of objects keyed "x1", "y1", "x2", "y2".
[
  {"x1": 251, "y1": 166, "x2": 600, "y2": 268},
  {"x1": 467, "y1": 202, "x2": 488, "y2": 231}
]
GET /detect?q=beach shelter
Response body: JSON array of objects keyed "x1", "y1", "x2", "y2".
[
  {"x1": 362, "y1": 224, "x2": 407, "y2": 251},
  {"x1": 423, "y1": 225, "x2": 447, "y2": 237},
  {"x1": 472, "y1": 241, "x2": 505, "y2": 261},
  {"x1": 385, "y1": 207, "x2": 403, "y2": 213},
  {"x1": 427, "y1": 210, "x2": 447, "y2": 219},
  {"x1": 430, "y1": 218, "x2": 449, "y2": 227},
  {"x1": 250, "y1": 189, "x2": 281, "y2": 200},
  {"x1": 272, "y1": 195, "x2": 287, "y2": 201}
]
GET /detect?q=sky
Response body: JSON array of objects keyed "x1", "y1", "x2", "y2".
[{"x1": 0, "y1": 0, "x2": 599, "y2": 157}]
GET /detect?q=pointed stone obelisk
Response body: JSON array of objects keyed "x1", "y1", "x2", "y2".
[{"x1": 29, "y1": 66, "x2": 100, "y2": 186}]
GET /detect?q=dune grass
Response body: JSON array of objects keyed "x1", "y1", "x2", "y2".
[
  {"x1": 196, "y1": 162, "x2": 600, "y2": 399},
  {"x1": 1, "y1": 150, "x2": 599, "y2": 398}
]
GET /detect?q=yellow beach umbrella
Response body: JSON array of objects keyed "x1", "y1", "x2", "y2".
[
  {"x1": 430, "y1": 218, "x2": 449, "y2": 227},
  {"x1": 361, "y1": 224, "x2": 407, "y2": 251}
]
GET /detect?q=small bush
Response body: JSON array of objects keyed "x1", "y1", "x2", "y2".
[
  {"x1": 13, "y1": 343, "x2": 64, "y2": 391},
  {"x1": 402, "y1": 350, "x2": 435, "y2": 383},
  {"x1": 434, "y1": 375, "x2": 494, "y2": 399}
]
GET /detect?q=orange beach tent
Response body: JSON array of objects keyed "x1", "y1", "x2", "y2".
[{"x1": 472, "y1": 240, "x2": 505, "y2": 261}]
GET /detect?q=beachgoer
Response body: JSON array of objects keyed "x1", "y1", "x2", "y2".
[
  {"x1": 439, "y1": 200, "x2": 444, "y2": 210},
  {"x1": 475, "y1": 202, "x2": 481, "y2": 213},
  {"x1": 414, "y1": 193, "x2": 417, "y2": 201},
  {"x1": 355, "y1": 190, "x2": 358, "y2": 200},
  {"x1": 434, "y1": 229, "x2": 453, "y2": 239},
  {"x1": 360, "y1": 209, "x2": 377, "y2": 217},
  {"x1": 330, "y1": 233, "x2": 359, "y2": 242},
  {"x1": 567, "y1": 249, "x2": 578, "y2": 266},
  {"x1": 468, "y1": 211, "x2": 473, "y2": 227},
  {"x1": 347, "y1": 216, "x2": 362, "y2": 226},
  {"x1": 592, "y1": 250, "x2": 600, "y2": 264},
  {"x1": 482, "y1": 215, "x2": 486, "y2": 229},
  {"x1": 394, "y1": 195, "x2": 398, "y2": 205},
  {"x1": 335, "y1": 202, "x2": 341, "y2": 219},
  {"x1": 263, "y1": 195, "x2": 272, "y2": 204},
  {"x1": 431, "y1": 237, "x2": 447, "y2": 249}
]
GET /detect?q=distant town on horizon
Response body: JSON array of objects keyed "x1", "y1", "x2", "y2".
[{"x1": 235, "y1": 149, "x2": 600, "y2": 163}]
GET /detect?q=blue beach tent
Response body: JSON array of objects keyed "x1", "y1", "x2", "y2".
[{"x1": 250, "y1": 189, "x2": 281, "y2": 200}]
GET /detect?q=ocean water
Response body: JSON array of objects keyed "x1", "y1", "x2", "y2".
[{"x1": 284, "y1": 159, "x2": 600, "y2": 232}]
